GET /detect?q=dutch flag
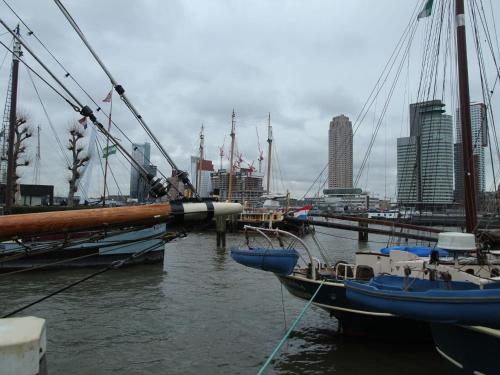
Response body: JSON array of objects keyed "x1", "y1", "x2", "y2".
[{"x1": 293, "y1": 204, "x2": 313, "y2": 220}]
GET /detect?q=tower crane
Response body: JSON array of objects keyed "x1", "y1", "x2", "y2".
[{"x1": 256, "y1": 126, "x2": 264, "y2": 173}]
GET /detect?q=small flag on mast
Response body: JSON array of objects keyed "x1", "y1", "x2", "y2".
[
  {"x1": 417, "y1": 0, "x2": 433, "y2": 19},
  {"x1": 102, "y1": 144, "x2": 117, "y2": 158},
  {"x1": 102, "y1": 89, "x2": 112, "y2": 103},
  {"x1": 78, "y1": 116, "x2": 88, "y2": 129}
]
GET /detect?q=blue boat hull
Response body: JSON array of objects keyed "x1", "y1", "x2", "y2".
[
  {"x1": 431, "y1": 323, "x2": 500, "y2": 375},
  {"x1": 345, "y1": 276, "x2": 500, "y2": 328},
  {"x1": 276, "y1": 274, "x2": 432, "y2": 341},
  {"x1": 230, "y1": 247, "x2": 299, "y2": 275}
]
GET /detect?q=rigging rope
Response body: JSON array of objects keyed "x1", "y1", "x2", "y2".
[{"x1": 257, "y1": 280, "x2": 325, "y2": 375}]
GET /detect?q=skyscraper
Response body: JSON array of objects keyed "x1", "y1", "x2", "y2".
[
  {"x1": 454, "y1": 102, "x2": 487, "y2": 202},
  {"x1": 130, "y1": 142, "x2": 157, "y2": 202},
  {"x1": 397, "y1": 100, "x2": 454, "y2": 205},
  {"x1": 328, "y1": 114, "x2": 353, "y2": 189}
]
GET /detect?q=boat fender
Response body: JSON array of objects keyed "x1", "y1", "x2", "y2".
[
  {"x1": 440, "y1": 271, "x2": 452, "y2": 283},
  {"x1": 430, "y1": 249, "x2": 440, "y2": 264},
  {"x1": 404, "y1": 266, "x2": 411, "y2": 277}
]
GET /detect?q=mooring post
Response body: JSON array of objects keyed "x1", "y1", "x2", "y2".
[
  {"x1": 216, "y1": 216, "x2": 227, "y2": 249},
  {"x1": 358, "y1": 221, "x2": 368, "y2": 242}
]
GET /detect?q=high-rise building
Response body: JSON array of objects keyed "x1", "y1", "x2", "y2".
[
  {"x1": 397, "y1": 100, "x2": 454, "y2": 206},
  {"x1": 328, "y1": 114, "x2": 353, "y2": 189},
  {"x1": 454, "y1": 102, "x2": 487, "y2": 202},
  {"x1": 129, "y1": 142, "x2": 157, "y2": 202},
  {"x1": 211, "y1": 169, "x2": 264, "y2": 206},
  {"x1": 190, "y1": 156, "x2": 214, "y2": 198}
]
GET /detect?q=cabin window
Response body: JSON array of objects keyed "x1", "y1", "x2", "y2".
[
  {"x1": 491, "y1": 268, "x2": 500, "y2": 277},
  {"x1": 465, "y1": 268, "x2": 475, "y2": 275}
]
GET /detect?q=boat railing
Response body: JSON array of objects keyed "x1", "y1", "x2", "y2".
[
  {"x1": 334, "y1": 262, "x2": 356, "y2": 281},
  {"x1": 243, "y1": 225, "x2": 316, "y2": 279}
]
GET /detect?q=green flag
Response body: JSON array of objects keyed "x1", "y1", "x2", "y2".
[
  {"x1": 417, "y1": 0, "x2": 433, "y2": 19},
  {"x1": 102, "y1": 144, "x2": 117, "y2": 158}
]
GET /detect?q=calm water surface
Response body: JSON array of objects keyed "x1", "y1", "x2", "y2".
[{"x1": 0, "y1": 229, "x2": 448, "y2": 374}]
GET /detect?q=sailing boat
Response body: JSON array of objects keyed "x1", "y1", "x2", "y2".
[
  {"x1": 0, "y1": 30, "x2": 168, "y2": 270},
  {"x1": 235, "y1": 113, "x2": 309, "y2": 234},
  {"x1": 342, "y1": 1, "x2": 500, "y2": 372},
  {"x1": 231, "y1": 1, "x2": 500, "y2": 350}
]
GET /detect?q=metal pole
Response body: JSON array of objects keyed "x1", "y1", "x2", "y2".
[
  {"x1": 456, "y1": 0, "x2": 477, "y2": 232},
  {"x1": 266, "y1": 113, "x2": 272, "y2": 194},
  {"x1": 5, "y1": 25, "x2": 20, "y2": 213},
  {"x1": 102, "y1": 89, "x2": 112, "y2": 207},
  {"x1": 227, "y1": 110, "x2": 236, "y2": 201}
]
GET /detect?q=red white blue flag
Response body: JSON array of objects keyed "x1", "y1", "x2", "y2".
[{"x1": 293, "y1": 204, "x2": 313, "y2": 220}]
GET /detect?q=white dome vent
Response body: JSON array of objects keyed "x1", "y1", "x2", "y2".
[{"x1": 437, "y1": 232, "x2": 476, "y2": 252}]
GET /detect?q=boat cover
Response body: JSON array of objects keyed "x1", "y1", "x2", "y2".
[
  {"x1": 230, "y1": 247, "x2": 299, "y2": 275},
  {"x1": 379, "y1": 245, "x2": 449, "y2": 257}
]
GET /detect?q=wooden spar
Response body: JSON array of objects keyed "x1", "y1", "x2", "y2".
[
  {"x1": 456, "y1": 0, "x2": 477, "y2": 232},
  {"x1": 0, "y1": 202, "x2": 242, "y2": 242},
  {"x1": 285, "y1": 217, "x2": 438, "y2": 242},
  {"x1": 318, "y1": 213, "x2": 443, "y2": 233}
]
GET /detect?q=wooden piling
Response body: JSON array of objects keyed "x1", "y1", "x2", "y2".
[
  {"x1": 216, "y1": 216, "x2": 227, "y2": 249},
  {"x1": 358, "y1": 221, "x2": 368, "y2": 242}
]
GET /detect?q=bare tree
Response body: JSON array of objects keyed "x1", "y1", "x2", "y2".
[
  {"x1": 67, "y1": 125, "x2": 89, "y2": 207},
  {"x1": 1, "y1": 112, "x2": 32, "y2": 199}
]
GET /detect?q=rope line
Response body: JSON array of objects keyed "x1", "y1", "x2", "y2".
[{"x1": 257, "y1": 280, "x2": 325, "y2": 375}]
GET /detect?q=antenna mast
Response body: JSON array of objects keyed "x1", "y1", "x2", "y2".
[
  {"x1": 266, "y1": 113, "x2": 272, "y2": 195},
  {"x1": 33, "y1": 125, "x2": 41, "y2": 185},
  {"x1": 196, "y1": 124, "x2": 204, "y2": 195},
  {"x1": 227, "y1": 110, "x2": 236, "y2": 201},
  {"x1": 5, "y1": 24, "x2": 21, "y2": 213}
]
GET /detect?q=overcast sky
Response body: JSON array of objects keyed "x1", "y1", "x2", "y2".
[{"x1": 0, "y1": 0, "x2": 499, "y2": 199}]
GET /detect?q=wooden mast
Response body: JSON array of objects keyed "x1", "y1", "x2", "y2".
[
  {"x1": 456, "y1": 0, "x2": 477, "y2": 233},
  {"x1": 227, "y1": 110, "x2": 236, "y2": 201},
  {"x1": 5, "y1": 25, "x2": 21, "y2": 214},
  {"x1": 266, "y1": 113, "x2": 272, "y2": 195}
]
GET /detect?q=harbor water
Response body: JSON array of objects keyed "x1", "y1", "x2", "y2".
[{"x1": 0, "y1": 230, "x2": 448, "y2": 374}]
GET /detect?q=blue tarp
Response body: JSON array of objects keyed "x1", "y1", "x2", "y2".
[{"x1": 379, "y1": 245, "x2": 449, "y2": 257}]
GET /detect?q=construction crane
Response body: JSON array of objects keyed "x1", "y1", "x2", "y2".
[
  {"x1": 218, "y1": 135, "x2": 226, "y2": 171},
  {"x1": 256, "y1": 126, "x2": 264, "y2": 173}
]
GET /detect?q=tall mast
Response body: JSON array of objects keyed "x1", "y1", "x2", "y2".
[
  {"x1": 196, "y1": 124, "x2": 204, "y2": 195},
  {"x1": 33, "y1": 125, "x2": 41, "y2": 185},
  {"x1": 266, "y1": 113, "x2": 272, "y2": 195},
  {"x1": 5, "y1": 24, "x2": 21, "y2": 214},
  {"x1": 456, "y1": 0, "x2": 477, "y2": 232},
  {"x1": 227, "y1": 110, "x2": 236, "y2": 201},
  {"x1": 102, "y1": 88, "x2": 113, "y2": 207}
]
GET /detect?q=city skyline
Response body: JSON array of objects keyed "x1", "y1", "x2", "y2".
[{"x1": 1, "y1": 1, "x2": 498, "y2": 199}]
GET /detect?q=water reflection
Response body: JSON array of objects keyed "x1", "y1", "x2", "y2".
[{"x1": 275, "y1": 326, "x2": 448, "y2": 375}]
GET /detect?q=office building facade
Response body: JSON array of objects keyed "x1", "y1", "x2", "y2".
[
  {"x1": 397, "y1": 100, "x2": 454, "y2": 206},
  {"x1": 454, "y1": 102, "x2": 487, "y2": 202},
  {"x1": 129, "y1": 142, "x2": 157, "y2": 202}
]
